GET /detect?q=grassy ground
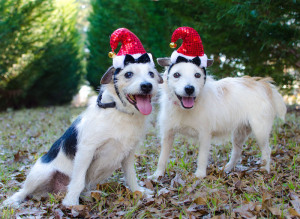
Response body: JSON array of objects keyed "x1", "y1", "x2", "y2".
[{"x1": 0, "y1": 105, "x2": 299, "y2": 218}]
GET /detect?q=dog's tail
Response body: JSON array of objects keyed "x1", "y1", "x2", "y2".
[
  {"x1": 272, "y1": 88, "x2": 287, "y2": 120},
  {"x1": 266, "y1": 80, "x2": 287, "y2": 121},
  {"x1": 244, "y1": 76, "x2": 287, "y2": 120},
  {"x1": 253, "y1": 77, "x2": 286, "y2": 120}
]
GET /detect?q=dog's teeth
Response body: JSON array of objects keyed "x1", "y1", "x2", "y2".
[{"x1": 129, "y1": 95, "x2": 135, "y2": 101}]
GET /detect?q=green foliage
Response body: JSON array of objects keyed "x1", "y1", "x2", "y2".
[
  {"x1": 87, "y1": 0, "x2": 183, "y2": 90},
  {"x1": 87, "y1": 0, "x2": 299, "y2": 91},
  {"x1": 0, "y1": 0, "x2": 83, "y2": 110}
]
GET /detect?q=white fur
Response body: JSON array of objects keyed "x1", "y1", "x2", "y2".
[
  {"x1": 4, "y1": 63, "x2": 161, "y2": 207},
  {"x1": 113, "y1": 53, "x2": 154, "y2": 69},
  {"x1": 171, "y1": 51, "x2": 208, "y2": 67},
  {"x1": 150, "y1": 62, "x2": 286, "y2": 180}
]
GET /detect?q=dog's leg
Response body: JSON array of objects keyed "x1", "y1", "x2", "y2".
[
  {"x1": 194, "y1": 133, "x2": 211, "y2": 178},
  {"x1": 122, "y1": 149, "x2": 153, "y2": 195},
  {"x1": 252, "y1": 126, "x2": 272, "y2": 173},
  {"x1": 248, "y1": 117, "x2": 273, "y2": 173},
  {"x1": 149, "y1": 130, "x2": 175, "y2": 180},
  {"x1": 62, "y1": 147, "x2": 95, "y2": 206},
  {"x1": 224, "y1": 125, "x2": 251, "y2": 172},
  {"x1": 3, "y1": 160, "x2": 54, "y2": 207}
]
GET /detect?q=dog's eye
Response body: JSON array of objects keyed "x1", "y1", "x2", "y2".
[
  {"x1": 195, "y1": 73, "x2": 201, "y2": 78},
  {"x1": 124, "y1": 72, "x2": 133, "y2": 79},
  {"x1": 173, "y1": 72, "x2": 181, "y2": 78},
  {"x1": 149, "y1": 71, "x2": 154, "y2": 78}
]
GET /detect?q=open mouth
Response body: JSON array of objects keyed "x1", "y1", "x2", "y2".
[
  {"x1": 176, "y1": 95, "x2": 196, "y2": 109},
  {"x1": 126, "y1": 94, "x2": 153, "y2": 115}
]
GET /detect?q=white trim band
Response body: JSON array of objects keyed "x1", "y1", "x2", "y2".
[
  {"x1": 170, "y1": 51, "x2": 208, "y2": 68},
  {"x1": 112, "y1": 53, "x2": 155, "y2": 69}
]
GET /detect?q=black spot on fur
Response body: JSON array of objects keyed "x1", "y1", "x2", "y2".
[{"x1": 41, "y1": 117, "x2": 81, "y2": 163}]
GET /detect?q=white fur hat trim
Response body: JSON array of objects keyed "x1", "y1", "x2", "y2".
[
  {"x1": 113, "y1": 53, "x2": 155, "y2": 69},
  {"x1": 170, "y1": 51, "x2": 208, "y2": 68}
]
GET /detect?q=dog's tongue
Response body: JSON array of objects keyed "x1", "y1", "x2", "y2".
[
  {"x1": 135, "y1": 95, "x2": 152, "y2": 115},
  {"x1": 182, "y1": 97, "x2": 195, "y2": 108}
]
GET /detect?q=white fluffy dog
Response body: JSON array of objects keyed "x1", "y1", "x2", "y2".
[
  {"x1": 150, "y1": 57, "x2": 286, "y2": 179},
  {"x1": 4, "y1": 60, "x2": 163, "y2": 207}
]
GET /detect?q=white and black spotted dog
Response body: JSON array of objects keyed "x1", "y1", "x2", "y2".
[
  {"x1": 3, "y1": 53, "x2": 163, "y2": 207},
  {"x1": 149, "y1": 56, "x2": 286, "y2": 180}
]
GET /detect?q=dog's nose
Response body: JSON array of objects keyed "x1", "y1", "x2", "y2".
[
  {"x1": 185, "y1": 85, "x2": 195, "y2": 96},
  {"x1": 141, "y1": 82, "x2": 153, "y2": 94}
]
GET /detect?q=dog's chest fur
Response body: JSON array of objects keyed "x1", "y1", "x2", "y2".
[{"x1": 78, "y1": 103, "x2": 147, "y2": 186}]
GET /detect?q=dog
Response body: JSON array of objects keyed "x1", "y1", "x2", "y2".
[
  {"x1": 149, "y1": 57, "x2": 286, "y2": 180},
  {"x1": 3, "y1": 59, "x2": 163, "y2": 207}
]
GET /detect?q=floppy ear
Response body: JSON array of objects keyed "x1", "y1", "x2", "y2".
[
  {"x1": 207, "y1": 59, "x2": 214, "y2": 67},
  {"x1": 157, "y1": 73, "x2": 164, "y2": 84},
  {"x1": 100, "y1": 66, "x2": 115, "y2": 84},
  {"x1": 157, "y1": 58, "x2": 171, "y2": 67}
]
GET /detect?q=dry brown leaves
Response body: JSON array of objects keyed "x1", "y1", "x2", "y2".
[{"x1": 1, "y1": 108, "x2": 299, "y2": 218}]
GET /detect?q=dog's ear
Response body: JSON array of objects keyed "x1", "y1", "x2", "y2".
[
  {"x1": 207, "y1": 59, "x2": 214, "y2": 67},
  {"x1": 157, "y1": 58, "x2": 171, "y2": 67},
  {"x1": 100, "y1": 66, "x2": 115, "y2": 84},
  {"x1": 157, "y1": 73, "x2": 164, "y2": 84}
]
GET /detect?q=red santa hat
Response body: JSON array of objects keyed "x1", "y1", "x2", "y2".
[
  {"x1": 170, "y1": 27, "x2": 209, "y2": 68},
  {"x1": 108, "y1": 28, "x2": 154, "y2": 69}
]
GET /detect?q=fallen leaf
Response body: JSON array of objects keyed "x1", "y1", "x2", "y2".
[
  {"x1": 193, "y1": 196, "x2": 207, "y2": 205},
  {"x1": 288, "y1": 208, "x2": 300, "y2": 217},
  {"x1": 143, "y1": 178, "x2": 154, "y2": 190},
  {"x1": 233, "y1": 202, "x2": 256, "y2": 218},
  {"x1": 91, "y1": 191, "x2": 102, "y2": 202},
  {"x1": 54, "y1": 208, "x2": 64, "y2": 218},
  {"x1": 143, "y1": 197, "x2": 155, "y2": 206},
  {"x1": 262, "y1": 192, "x2": 272, "y2": 209},
  {"x1": 290, "y1": 199, "x2": 300, "y2": 216},
  {"x1": 72, "y1": 204, "x2": 87, "y2": 211},
  {"x1": 15, "y1": 208, "x2": 47, "y2": 217},
  {"x1": 186, "y1": 203, "x2": 208, "y2": 215},
  {"x1": 171, "y1": 173, "x2": 185, "y2": 188},
  {"x1": 13, "y1": 150, "x2": 29, "y2": 162},
  {"x1": 133, "y1": 190, "x2": 143, "y2": 199},
  {"x1": 158, "y1": 188, "x2": 170, "y2": 197},
  {"x1": 268, "y1": 207, "x2": 281, "y2": 216},
  {"x1": 71, "y1": 205, "x2": 89, "y2": 218}
]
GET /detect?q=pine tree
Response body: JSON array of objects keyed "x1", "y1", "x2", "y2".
[
  {"x1": 87, "y1": 0, "x2": 299, "y2": 92},
  {"x1": 0, "y1": 0, "x2": 83, "y2": 109},
  {"x1": 87, "y1": 0, "x2": 182, "y2": 90}
]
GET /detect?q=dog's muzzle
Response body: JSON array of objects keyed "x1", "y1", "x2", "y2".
[
  {"x1": 185, "y1": 85, "x2": 195, "y2": 96},
  {"x1": 126, "y1": 82, "x2": 153, "y2": 115},
  {"x1": 174, "y1": 85, "x2": 196, "y2": 109},
  {"x1": 140, "y1": 82, "x2": 152, "y2": 94}
]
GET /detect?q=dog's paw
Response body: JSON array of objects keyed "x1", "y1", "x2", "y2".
[
  {"x1": 194, "y1": 169, "x2": 206, "y2": 179},
  {"x1": 224, "y1": 163, "x2": 234, "y2": 173},
  {"x1": 135, "y1": 187, "x2": 154, "y2": 197},
  {"x1": 2, "y1": 197, "x2": 22, "y2": 207},
  {"x1": 148, "y1": 170, "x2": 164, "y2": 181},
  {"x1": 260, "y1": 166, "x2": 270, "y2": 174},
  {"x1": 62, "y1": 197, "x2": 79, "y2": 207}
]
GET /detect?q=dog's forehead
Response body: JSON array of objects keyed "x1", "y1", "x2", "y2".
[
  {"x1": 122, "y1": 63, "x2": 153, "y2": 73},
  {"x1": 170, "y1": 62, "x2": 202, "y2": 74}
]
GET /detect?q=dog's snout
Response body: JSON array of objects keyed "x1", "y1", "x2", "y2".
[
  {"x1": 141, "y1": 82, "x2": 153, "y2": 94},
  {"x1": 185, "y1": 85, "x2": 195, "y2": 96}
]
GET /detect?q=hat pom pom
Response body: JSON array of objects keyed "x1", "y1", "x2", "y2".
[
  {"x1": 169, "y1": 42, "x2": 177, "y2": 49},
  {"x1": 108, "y1": 51, "x2": 116, "y2": 58}
]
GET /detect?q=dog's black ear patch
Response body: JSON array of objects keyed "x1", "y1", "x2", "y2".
[
  {"x1": 41, "y1": 117, "x2": 81, "y2": 163},
  {"x1": 157, "y1": 58, "x2": 171, "y2": 67},
  {"x1": 101, "y1": 66, "x2": 115, "y2": 84},
  {"x1": 207, "y1": 59, "x2": 214, "y2": 67}
]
